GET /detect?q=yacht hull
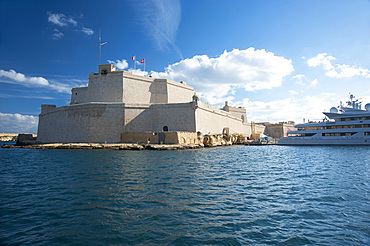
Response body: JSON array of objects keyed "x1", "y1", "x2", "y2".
[{"x1": 278, "y1": 137, "x2": 370, "y2": 145}]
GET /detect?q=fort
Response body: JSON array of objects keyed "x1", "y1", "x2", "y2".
[{"x1": 37, "y1": 64, "x2": 255, "y2": 144}]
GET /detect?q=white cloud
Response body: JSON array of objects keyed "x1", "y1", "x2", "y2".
[
  {"x1": 311, "y1": 79, "x2": 319, "y2": 86},
  {"x1": 47, "y1": 12, "x2": 94, "y2": 39},
  {"x1": 108, "y1": 60, "x2": 129, "y2": 70},
  {"x1": 129, "y1": 69, "x2": 149, "y2": 77},
  {"x1": 292, "y1": 74, "x2": 307, "y2": 85},
  {"x1": 307, "y1": 53, "x2": 335, "y2": 70},
  {"x1": 0, "y1": 69, "x2": 49, "y2": 86},
  {"x1": 150, "y1": 48, "x2": 294, "y2": 102},
  {"x1": 292, "y1": 74, "x2": 305, "y2": 80},
  {"x1": 289, "y1": 90, "x2": 298, "y2": 95},
  {"x1": 307, "y1": 53, "x2": 370, "y2": 79},
  {"x1": 82, "y1": 27, "x2": 94, "y2": 35},
  {"x1": 0, "y1": 113, "x2": 38, "y2": 133},
  {"x1": 237, "y1": 94, "x2": 338, "y2": 124},
  {"x1": 52, "y1": 29, "x2": 64, "y2": 40},
  {"x1": 47, "y1": 12, "x2": 77, "y2": 27},
  {"x1": 0, "y1": 69, "x2": 74, "y2": 93}
]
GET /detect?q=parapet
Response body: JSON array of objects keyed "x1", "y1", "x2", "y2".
[{"x1": 41, "y1": 104, "x2": 56, "y2": 114}]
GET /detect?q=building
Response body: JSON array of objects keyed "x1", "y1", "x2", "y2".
[
  {"x1": 37, "y1": 64, "x2": 251, "y2": 143},
  {"x1": 261, "y1": 122, "x2": 297, "y2": 139}
]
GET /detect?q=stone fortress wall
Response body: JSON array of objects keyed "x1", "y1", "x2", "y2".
[{"x1": 37, "y1": 64, "x2": 253, "y2": 144}]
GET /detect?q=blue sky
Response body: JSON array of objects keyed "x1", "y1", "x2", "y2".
[{"x1": 1, "y1": 0, "x2": 370, "y2": 133}]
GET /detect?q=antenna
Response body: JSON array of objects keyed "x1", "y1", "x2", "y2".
[{"x1": 99, "y1": 29, "x2": 107, "y2": 65}]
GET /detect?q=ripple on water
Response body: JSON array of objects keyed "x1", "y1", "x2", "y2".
[{"x1": 1, "y1": 145, "x2": 369, "y2": 245}]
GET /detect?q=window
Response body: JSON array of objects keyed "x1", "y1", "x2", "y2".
[
  {"x1": 322, "y1": 132, "x2": 357, "y2": 136},
  {"x1": 163, "y1": 126, "x2": 168, "y2": 132}
]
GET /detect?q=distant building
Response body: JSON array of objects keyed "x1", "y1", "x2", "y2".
[
  {"x1": 37, "y1": 64, "x2": 251, "y2": 143},
  {"x1": 261, "y1": 122, "x2": 297, "y2": 139}
]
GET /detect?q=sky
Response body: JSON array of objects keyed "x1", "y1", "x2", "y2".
[{"x1": 1, "y1": 0, "x2": 370, "y2": 133}]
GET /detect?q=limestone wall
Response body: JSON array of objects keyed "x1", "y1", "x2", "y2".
[
  {"x1": 195, "y1": 105, "x2": 251, "y2": 136},
  {"x1": 222, "y1": 102, "x2": 247, "y2": 123},
  {"x1": 262, "y1": 122, "x2": 297, "y2": 139},
  {"x1": 88, "y1": 72, "x2": 124, "y2": 103},
  {"x1": 121, "y1": 132, "x2": 158, "y2": 144},
  {"x1": 37, "y1": 103, "x2": 124, "y2": 143},
  {"x1": 122, "y1": 103, "x2": 197, "y2": 133},
  {"x1": 165, "y1": 80, "x2": 195, "y2": 103},
  {"x1": 71, "y1": 87, "x2": 88, "y2": 104},
  {"x1": 121, "y1": 131, "x2": 201, "y2": 144},
  {"x1": 251, "y1": 123, "x2": 266, "y2": 139},
  {"x1": 149, "y1": 81, "x2": 168, "y2": 104},
  {"x1": 122, "y1": 75, "x2": 157, "y2": 104}
]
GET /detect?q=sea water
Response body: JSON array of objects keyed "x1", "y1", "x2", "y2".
[{"x1": 1, "y1": 144, "x2": 369, "y2": 245}]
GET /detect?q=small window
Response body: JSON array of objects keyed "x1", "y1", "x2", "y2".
[
  {"x1": 163, "y1": 126, "x2": 168, "y2": 132},
  {"x1": 75, "y1": 92, "x2": 78, "y2": 95}
]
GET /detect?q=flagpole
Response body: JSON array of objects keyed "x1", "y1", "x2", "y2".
[
  {"x1": 99, "y1": 29, "x2": 101, "y2": 65},
  {"x1": 98, "y1": 29, "x2": 107, "y2": 65}
]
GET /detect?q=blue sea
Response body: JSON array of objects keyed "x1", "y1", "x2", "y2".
[{"x1": 1, "y1": 143, "x2": 369, "y2": 245}]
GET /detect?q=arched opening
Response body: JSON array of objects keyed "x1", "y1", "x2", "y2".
[{"x1": 163, "y1": 126, "x2": 168, "y2": 132}]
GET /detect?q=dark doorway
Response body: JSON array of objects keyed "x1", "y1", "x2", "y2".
[{"x1": 163, "y1": 126, "x2": 168, "y2": 132}]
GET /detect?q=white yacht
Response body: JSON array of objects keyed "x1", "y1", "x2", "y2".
[{"x1": 278, "y1": 94, "x2": 370, "y2": 145}]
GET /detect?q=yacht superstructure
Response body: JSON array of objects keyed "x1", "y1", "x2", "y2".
[{"x1": 278, "y1": 94, "x2": 370, "y2": 145}]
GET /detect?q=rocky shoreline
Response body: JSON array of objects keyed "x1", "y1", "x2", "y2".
[
  {"x1": 1, "y1": 133, "x2": 276, "y2": 150},
  {"x1": 2, "y1": 142, "x2": 216, "y2": 150}
]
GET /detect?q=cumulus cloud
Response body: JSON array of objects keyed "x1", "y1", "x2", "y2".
[
  {"x1": 108, "y1": 59, "x2": 129, "y2": 70},
  {"x1": 0, "y1": 69, "x2": 48, "y2": 86},
  {"x1": 292, "y1": 74, "x2": 307, "y2": 85},
  {"x1": 311, "y1": 79, "x2": 319, "y2": 86},
  {"x1": 129, "y1": 69, "x2": 149, "y2": 77},
  {"x1": 150, "y1": 48, "x2": 294, "y2": 103},
  {"x1": 0, "y1": 113, "x2": 38, "y2": 133},
  {"x1": 237, "y1": 94, "x2": 337, "y2": 123},
  {"x1": 307, "y1": 53, "x2": 335, "y2": 70},
  {"x1": 134, "y1": 0, "x2": 182, "y2": 57},
  {"x1": 307, "y1": 53, "x2": 370, "y2": 79},
  {"x1": 0, "y1": 69, "x2": 76, "y2": 93}
]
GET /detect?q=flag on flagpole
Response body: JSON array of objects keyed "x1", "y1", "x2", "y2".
[
  {"x1": 132, "y1": 56, "x2": 136, "y2": 70},
  {"x1": 141, "y1": 58, "x2": 146, "y2": 74}
]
